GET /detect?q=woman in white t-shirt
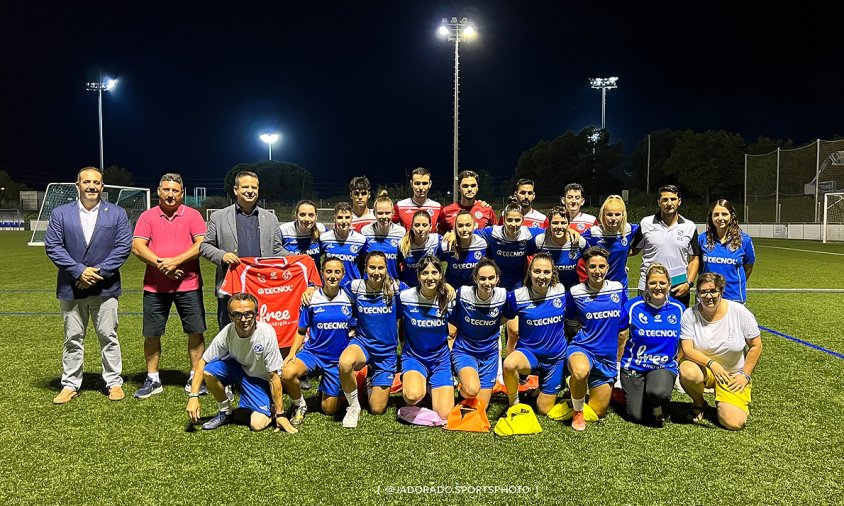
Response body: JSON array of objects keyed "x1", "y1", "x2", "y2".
[{"x1": 678, "y1": 272, "x2": 762, "y2": 430}]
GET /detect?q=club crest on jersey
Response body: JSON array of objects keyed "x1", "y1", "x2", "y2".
[
  {"x1": 667, "y1": 314, "x2": 678, "y2": 324},
  {"x1": 569, "y1": 250, "x2": 578, "y2": 259},
  {"x1": 390, "y1": 239, "x2": 399, "y2": 247},
  {"x1": 577, "y1": 223, "x2": 586, "y2": 231},
  {"x1": 253, "y1": 343, "x2": 265, "y2": 354},
  {"x1": 489, "y1": 307, "x2": 500, "y2": 318},
  {"x1": 257, "y1": 273, "x2": 267, "y2": 283},
  {"x1": 341, "y1": 305, "x2": 351, "y2": 316},
  {"x1": 282, "y1": 270, "x2": 292, "y2": 281},
  {"x1": 621, "y1": 237, "x2": 628, "y2": 246},
  {"x1": 611, "y1": 293, "x2": 620, "y2": 303},
  {"x1": 552, "y1": 298, "x2": 562, "y2": 308},
  {"x1": 350, "y1": 245, "x2": 360, "y2": 253},
  {"x1": 638, "y1": 312, "x2": 649, "y2": 324},
  {"x1": 427, "y1": 209, "x2": 435, "y2": 216},
  {"x1": 474, "y1": 211, "x2": 483, "y2": 220},
  {"x1": 474, "y1": 251, "x2": 483, "y2": 260}
]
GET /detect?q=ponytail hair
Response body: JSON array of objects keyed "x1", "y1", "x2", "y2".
[
  {"x1": 399, "y1": 210, "x2": 431, "y2": 257},
  {"x1": 450, "y1": 209, "x2": 475, "y2": 259}
]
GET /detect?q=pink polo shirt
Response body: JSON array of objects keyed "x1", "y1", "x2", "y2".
[{"x1": 133, "y1": 204, "x2": 206, "y2": 293}]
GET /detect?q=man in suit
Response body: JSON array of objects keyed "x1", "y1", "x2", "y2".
[
  {"x1": 200, "y1": 170, "x2": 283, "y2": 331},
  {"x1": 45, "y1": 167, "x2": 132, "y2": 404}
]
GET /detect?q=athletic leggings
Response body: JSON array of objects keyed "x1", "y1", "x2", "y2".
[{"x1": 620, "y1": 368, "x2": 676, "y2": 424}]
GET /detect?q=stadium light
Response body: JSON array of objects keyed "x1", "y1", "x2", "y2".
[
  {"x1": 439, "y1": 16, "x2": 477, "y2": 202},
  {"x1": 86, "y1": 77, "x2": 118, "y2": 170},
  {"x1": 588, "y1": 76, "x2": 618, "y2": 130},
  {"x1": 259, "y1": 133, "x2": 281, "y2": 160}
]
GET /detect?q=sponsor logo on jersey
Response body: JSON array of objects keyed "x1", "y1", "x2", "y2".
[
  {"x1": 258, "y1": 304, "x2": 291, "y2": 323},
  {"x1": 317, "y1": 322, "x2": 349, "y2": 330},
  {"x1": 452, "y1": 262, "x2": 477, "y2": 269},
  {"x1": 611, "y1": 293, "x2": 620, "y2": 303},
  {"x1": 257, "y1": 285, "x2": 295, "y2": 295},
  {"x1": 557, "y1": 263, "x2": 576, "y2": 271},
  {"x1": 496, "y1": 250, "x2": 524, "y2": 257},
  {"x1": 654, "y1": 314, "x2": 662, "y2": 322},
  {"x1": 358, "y1": 305, "x2": 393, "y2": 315},
  {"x1": 328, "y1": 253, "x2": 357, "y2": 261},
  {"x1": 464, "y1": 303, "x2": 476, "y2": 312},
  {"x1": 465, "y1": 316, "x2": 498, "y2": 326},
  {"x1": 635, "y1": 345, "x2": 671, "y2": 364},
  {"x1": 585, "y1": 309, "x2": 621, "y2": 320},
  {"x1": 636, "y1": 329, "x2": 677, "y2": 338},
  {"x1": 253, "y1": 343, "x2": 265, "y2": 354},
  {"x1": 271, "y1": 271, "x2": 278, "y2": 279},
  {"x1": 525, "y1": 315, "x2": 564, "y2": 326},
  {"x1": 313, "y1": 307, "x2": 326, "y2": 314},
  {"x1": 410, "y1": 317, "x2": 444, "y2": 328},
  {"x1": 703, "y1": 254, "x2": 739, "y2": 265},
  {"x1": 552, "y1": 298, "x2": 562, "y2": 308},
  {"x1": 638, "y1": 312, "x2": 649, "y2": 324},
  {"x1": 667, "y1": 314, "x2": 678, "y2": 324}
]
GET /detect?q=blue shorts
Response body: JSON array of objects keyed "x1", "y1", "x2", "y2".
[
  {"x1": 566, "y1": 344, "x2": 616, "y2": 389},
  {"x1": 295, "y1": 349, "x2": 341, "y2": 397},
  {"x1": 517, "y1": 348, "x2": 566, "y2": 395},
  {"x1": 452, "y1": 350, "x2": 498, "y2": 389},
  {"x1": 402, "y1": 353, "x2": 453, "y2": 389},
  {"x1": 204, "y1": 357, "x2": 272, "y2": 417},
  {"x1": 348, "y1": 338, "x2": 397, "y2": 388}
]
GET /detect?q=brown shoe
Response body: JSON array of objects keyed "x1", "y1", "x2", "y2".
[
  {"x1": 53, "y1": 388, "x2": 78, "y2": 404},
  {"x1": 108, "y1": 385, "x2": 125, "y2": 401}
]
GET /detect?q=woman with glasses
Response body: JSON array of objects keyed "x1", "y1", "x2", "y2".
[
  {"x1": 698, "y1": 199, "x2": 756, "y2": 303},
  {"x1": 678, "y1": 273, "x2": 762, "y2": 430},
  {"x1": 281, "y1": 258, "x2": 355, "y2": 427}
]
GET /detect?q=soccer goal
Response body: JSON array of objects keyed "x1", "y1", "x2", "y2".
[
  {"x1": 822, "y1": 192, "x2": 844, "y2": 243},
  {"x1": 28, "y1": 183, "x2": 151, "y2": 246}
]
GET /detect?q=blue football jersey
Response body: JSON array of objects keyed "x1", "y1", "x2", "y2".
[
  {"x1": 398, "y1": 288, "x2": 453, "y2": 361},
  {"x1": 278, "y1": 221, "x2": 327, "y2": 269},
  {"x1": 698, "y1": 231, "x2": 756, "y2": 303},
  {"x1": 319, "y1": 229, "x2": 366, "y2": 284},
  {"x1": 360, "y1": 223, "x2": 406, "y2": 279},
  {"x1": 619, "y1": 296, "x2": 684, "y2": 375},
  {"x1": 534, "y1": 233, "x2": 587, "y2": 289},
  {"x1": 439, "y1": 234, "x2": 488, "y2": 288},
  {"x1": 297, "y1": 288, "x2": 355, "y2": 362},
  {"x1": 398, "y1": 233, "x2": 443, "y2": 287},
  {"x1": 504, "y1": 284, "x2": 568, "y2": 360},
  {"x1": 581, "y1": 223, "x2": 638, "y2": 288},
  {"x1": 566, "y1": 280, "x2": 627, "y2": 361},
  {"x1": 345, "y1": 278, "x2": 407, "y2": 356},
  {"x1": 476, "y1": 226, "x2": 540, "y2": 290},
  {"x1": 449, "y1": 286, "x2": 507, "y2": 356}
]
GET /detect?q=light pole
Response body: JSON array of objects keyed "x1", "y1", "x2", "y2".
[
  {"x1": 85, "y1": 77, "x2": 117, "y2": 170},
  {"x1": 588, "y1": 77, "x2": 618, "y2": 130},
  {"x1": 259, "y1": 133, "x2": 281, "y2": 160},
  {"x1": 439, "y1": 17, "x2": 477, "y2": 201}
]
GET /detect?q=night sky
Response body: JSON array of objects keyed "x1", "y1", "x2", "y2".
[{"x1": 2, "y1": 2, "x2": 841, "y2": 194}]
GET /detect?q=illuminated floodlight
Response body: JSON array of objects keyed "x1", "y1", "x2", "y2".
[
  {"x1": 588, "y1": 76, "x2": 619, "y2": 130},
  {"x1": 259, "y1": 133, "x2": 281, "y2": 160}
]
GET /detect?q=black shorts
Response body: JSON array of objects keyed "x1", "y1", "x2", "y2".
[{"x1": 142, "y1": 290, "x2": 207, "y2": 337}]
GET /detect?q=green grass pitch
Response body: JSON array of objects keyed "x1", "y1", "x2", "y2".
[{"x1": 0, "y1": 231, "x2": 842, "y2": 504}]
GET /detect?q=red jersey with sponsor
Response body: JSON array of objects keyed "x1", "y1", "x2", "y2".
[
  {"x1": 569, "y1": 212, "x2": 599, "y2": 233},
  {"x1": 218, "y1": 255, "x2": 322, "y2": 348},
  {"x1": 437, "y1": 201, "x2": 497, "y2": 234},
  {"x1": 350, "y1": 208, "x2": 376, "y2": 233},
  {"x1": 393, "y1": 198, "x2": 442, "y2": 229}
]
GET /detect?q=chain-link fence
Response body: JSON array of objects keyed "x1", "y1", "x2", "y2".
[{"x1": 746, "y1": 139, "x2": 844, "y2": 223}]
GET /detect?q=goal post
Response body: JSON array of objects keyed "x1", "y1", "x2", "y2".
[
  {"x1": 28, "y1": 183, "x2": 151, "y2": 246},
  {"x1": 822, "y1": 192, "x2": 844, "y2": 243}
]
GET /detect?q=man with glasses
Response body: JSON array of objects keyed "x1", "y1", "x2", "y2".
[
  {"x1": 186, "y1": 293, "x2": 297, "y2": 432},
  {"x1": 437, "y1": 169, "x2": 496, "y2": 233},
  {"x1": 349, "y1": 176, "x2": 376, "y2": 232}
]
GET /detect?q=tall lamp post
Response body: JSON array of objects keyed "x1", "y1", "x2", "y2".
[
  {"x1": 438, "y1": 17, "x2": 477, "y2": 201},
  {"x1": 259, "y1": 133, "x2": 281, "y2": 160},
  {"x1": 588, "y1": 76, "x2": 618, "y2": 130},
  {"x1": 85, "y1": 77, "x2": 117, "y2": 170}
]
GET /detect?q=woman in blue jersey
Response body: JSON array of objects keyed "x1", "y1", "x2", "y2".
[
  {"x1": 566, "y1": 246, "x2": 627, "y2": 431},
  {"x1": 698, "y1": 199, "x2": 755, "y2": 303},
  {"x1": 320, "y1": 202, "x2": 366, "y2": 285},
  {"x1": 535, "y1": 206, "x2": 586, "y2": 290},
  {"x1": 502, "y1": 253, "x2": 568, "y2": 415},
  {"x1": 440, "y1": 210, "x2": 488, "y2": 288},
  {"x1": 619, "y1": 263, "x2": 684, "y2": 426},
  {"x1": 579, "y1": 195, "x2": 638, "y2": 289},
  {"x1": 361, "y1": 191, "x2": 406, "y2": 279},
  {"x1": 449, "y1": 258, "x2": 508, "y2": 408},
  {"x1": 476, "y1": 201, "x2": 540, "y2": 291},
  {"x1": 337, "y1": 251, "x2": 408, "y2": 428},
  {"x1": 282, "y1": 258, "x2": 355, "y2": 426},
  {"x1": 398, "y1": 210, "x2": 442, "y2": 287},
  {"x1": 274, "y1": 199, "x2": 326, "y2": 268},
  {"x1": 399, "y1": 255, "x2": 455, "y2": 420}
]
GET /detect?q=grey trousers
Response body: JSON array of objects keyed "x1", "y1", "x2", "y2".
[{"x1": 59, "y1": 296, "x2": 123, "y2": 389}]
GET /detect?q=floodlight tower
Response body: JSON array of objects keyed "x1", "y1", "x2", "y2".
[
  {"x1": 86, "y1": 77, "x2": 117, "y2": 170},
  {"x1": 259, "y1": 133, "x2": 281, "y2": 160},
  {"x1": 588, "y1": 77, "x2": 618, "y2": 130},
  {"x1": 438, "y1": 17, "x2": 477, "y2": 201}
]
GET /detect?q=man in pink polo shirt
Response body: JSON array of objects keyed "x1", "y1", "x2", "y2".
[{"x1": 131, "y1": 173, "x2": 207, "y2": 399}]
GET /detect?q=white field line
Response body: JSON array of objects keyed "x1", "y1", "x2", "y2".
[
  {"x1": 747, "y1": 288, "x2": 844, "y2": 293},
  {"x1": 758, "y1": 245, "x2": 844, "y2": 256}
]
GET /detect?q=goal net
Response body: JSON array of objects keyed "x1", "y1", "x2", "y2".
[
  {"x1": 28, "y1": 183, "x2": 151, "y2": 246},
  {"x1": 822, "y1": 192, "x2": 844, "y2": 243}
]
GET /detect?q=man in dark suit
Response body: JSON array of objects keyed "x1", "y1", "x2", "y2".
[
  {"x1": 45, "y1": 167, "x2": 132, "y2": 403},
  {"x1": 200, "y1": 170, "x2": 282, "y2": 331}
]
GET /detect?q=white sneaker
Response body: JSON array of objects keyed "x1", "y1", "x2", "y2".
[
  {"x1": 342, "y1": 405, "x2": 361, "y2": 428},
  {"x1": 225, "y1": 385, "x2": 234, "y2": 401}
]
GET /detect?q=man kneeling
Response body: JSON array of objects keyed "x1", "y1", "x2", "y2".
[{"x1": 186, "y1": 293, "x2": 296, "y2": 432}]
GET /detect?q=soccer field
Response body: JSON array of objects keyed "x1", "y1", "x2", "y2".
[{"x1": 1, "y1": 231, "x2": 842, "y2": 505}]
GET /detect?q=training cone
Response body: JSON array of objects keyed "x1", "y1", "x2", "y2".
[
  {"x1": 494, "y1": 404, "x2": 543, "y2": 436},
  {"x1": 445, "y1": 398, "x2": 490, "y2": 433}
]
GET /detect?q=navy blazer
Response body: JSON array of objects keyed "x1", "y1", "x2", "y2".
[{"x1": 44, "y1": 200, "x2": 133, "y2": 301}]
